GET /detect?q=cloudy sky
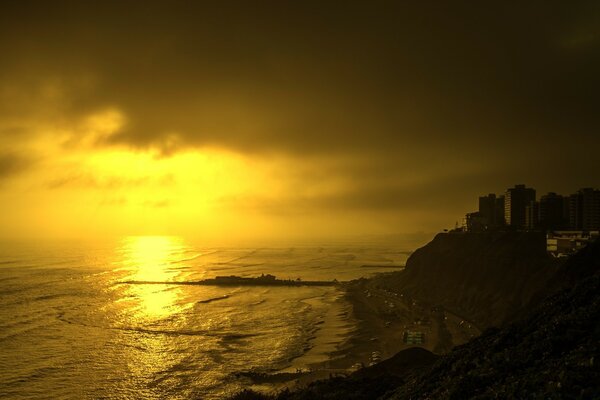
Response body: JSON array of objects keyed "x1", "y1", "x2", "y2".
[{"x1": 0, "y1": 1, "x2": 599, "y2": 242}]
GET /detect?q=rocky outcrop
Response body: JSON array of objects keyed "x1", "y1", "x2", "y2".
[{"x1": 373, "y1": 231, "x2": 559, "y2": 328}]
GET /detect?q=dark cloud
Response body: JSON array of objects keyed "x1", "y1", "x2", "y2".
[
  {"x1": 0, "y1": 1, "x2": 599, "y2": 228},
  {"x1": 1, "y1": 1, "x2": 598, "y2": 155}
]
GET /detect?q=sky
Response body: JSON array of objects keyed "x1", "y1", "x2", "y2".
[{"x1": 0, "y1": 1, "x2": 599, "y2": 243}]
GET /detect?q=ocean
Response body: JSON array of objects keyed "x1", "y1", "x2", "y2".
[{"x1": 0, "y1": 236, "x2": 413, "y2": 399}]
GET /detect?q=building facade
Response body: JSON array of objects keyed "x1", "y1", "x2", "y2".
[
  {"x1": 569, "y1": 188, "x2": 600, "y2": 231},
  {"x1": 525, "y1": 200, "x2": 539, "y2": 230},
  {"x1": 465, "y1": 186, "x2": 599, "y2": 233},
  {"x1": 477, "y1": 193, "x2": 505, "y2": 230},
  {"x1": 505, "y1": 184, "x2": 536, "y2": 229},
  {"x1": 538, "y1": 192, "x2": 566, "y2": 230}
]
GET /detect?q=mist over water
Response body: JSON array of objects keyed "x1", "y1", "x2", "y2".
[{"x1": 0, "y1": 237, "x2": 412, "y2": 399}]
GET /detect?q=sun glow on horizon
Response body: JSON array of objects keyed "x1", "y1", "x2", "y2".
[
  {"x1": 0, "y1": 107, "x2": 420, "y2": 243},
  {"x1": 0, "y1": 116, "x2": 290, "y2": 241}
]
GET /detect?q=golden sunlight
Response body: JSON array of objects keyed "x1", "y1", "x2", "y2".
[
  {"x1": 0, "y1": 123, "x2": 291, "y2": 240},
  {"x1": 121, "y1": 236, "x2": 185, "y2": 318},
  {"x1": 124, "y1": 236, "x2": 182, "y2": 281}
]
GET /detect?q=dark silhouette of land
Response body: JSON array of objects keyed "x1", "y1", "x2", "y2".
[
  {"x1": 228, "y1": 234, "x2": 600, "y2": 399},
  {"x1": 372, "y1": 231, "x2": 560, "y2": 329}
]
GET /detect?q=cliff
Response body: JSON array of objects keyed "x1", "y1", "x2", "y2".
[
  {"x1": 387, "y1": 272, "x2": 600, "y2": 399},
  {"x1": 229, "y1": 239, "x2": 600, "y2": 400},
  {"x1": 372, "y1": 231, "x2": 559, "y2": 328}
]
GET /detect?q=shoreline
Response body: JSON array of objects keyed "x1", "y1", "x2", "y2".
[{"x1": 243, "y1": 275, "x2": 481, "y2": 392}]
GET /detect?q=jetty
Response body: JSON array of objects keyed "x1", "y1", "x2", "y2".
[{"x1": 120, "y1": 273, "x2": 339, "y2": 287}]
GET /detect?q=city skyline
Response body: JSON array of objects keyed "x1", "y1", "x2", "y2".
[{"x1": 465, "y1": 184, "x2": 600, "y2": 232}]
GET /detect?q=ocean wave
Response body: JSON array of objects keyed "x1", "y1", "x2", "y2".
[
  {"x1": 0, "y1": 320, "x2": 51, "y2": 343},
  {"x1": 0, "y1": 290, "x2": 76, "y2": 307},
  {"x1": 197, "y1": 295, "x2": 230, "y2": 304},
  {"x1": 248, "y1": 299, "x2": 267, "y2": 306},
  {"x1": 169, "y1": 253, "x2": 202, "y2": 264},
  {"x1": 33, "y1": 293, "x2": 73, "y2": 302},
  {"x1": 0, "y1": 275, "x2": 19, "y2": 283},
  {"x1": 56, "y1": 312, "x2": 260, "y2": 341}
]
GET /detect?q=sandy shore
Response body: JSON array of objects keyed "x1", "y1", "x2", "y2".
[{"x1": 246, "y1": 277, "x2": 481, "y2": 391}]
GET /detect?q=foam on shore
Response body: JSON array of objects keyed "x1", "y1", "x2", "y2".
[{"x1": 278, "y1": 287, "x2": 357, "y2": 373}]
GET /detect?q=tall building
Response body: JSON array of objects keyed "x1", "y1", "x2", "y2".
[
  {"x1": 569, "y1": 193, "x2": 582, "y2": 229},
  {"x1": 478, "y1": 193, "x2": 505, "y2": 229},
  {"x1": 539, "y1": 192, "x2": 566, "y2": 230},
  {"x1": 504, "y1": 184, "x2": 536, "y2": 229},
  {"x1": 562, "y1": 195, "x2": 571, "y2": 228},
  {"x1": 495, "y1": 195, "x2": 505, "y2": 227},
  {"x1": 478, "y1": 194, "x2": 496, "y2": 228},
  {"x1": 569, "y1": 188, "x2": 600, "y2": 230},
  {"x1": 525, "y1": 201, "x2": 539, "y2": 230}
]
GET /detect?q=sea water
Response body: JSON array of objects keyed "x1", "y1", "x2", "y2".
[{"x1": 0, "y1": 237, "x2": 412, "y2": 399}]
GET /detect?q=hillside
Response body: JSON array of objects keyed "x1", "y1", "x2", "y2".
[
  {"x1": 388, "y1": 273, "x2": 600, "y2": 399},
  {"x1": 229, "y1": 237, "x2": 600, "y2": 400},
  {"x1": 231, "y1": 348, "x2": 438, "y2": 400},
  {"x1": 372, "y1": 231, "x2": 559, "y2": 328}
]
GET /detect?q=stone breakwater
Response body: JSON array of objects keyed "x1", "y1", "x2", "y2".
[{"x1": 120, "y1": 274, "x2": 340, "y2": 287}]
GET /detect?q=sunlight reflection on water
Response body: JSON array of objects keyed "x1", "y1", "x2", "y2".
[
  {"x1": 117, "y1": 236, "x2": 192, "y2": 398},
  {"x1": 0, "y1": 238, "x2": 413, "y2": 399},
  {"x1": 121, "y1": 236, "x2": 186, "y2": 319}
]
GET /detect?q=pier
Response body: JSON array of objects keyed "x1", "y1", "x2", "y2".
[{"x1": 120, "y1": 274, "x2": 339, "y2": 287}]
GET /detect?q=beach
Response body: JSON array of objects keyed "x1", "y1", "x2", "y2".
[{"x1": 242, "y1": 275, "x2": 481, "y2": 392}]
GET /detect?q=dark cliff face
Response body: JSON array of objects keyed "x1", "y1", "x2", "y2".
[
  {"x1": 229, "y1": 239, "x2": 600, "y2": 400},
  {"x1": 387, "y1": 273, "x2": 600, "y2": 400},
  {"x1": 373, "y1": 231, "x2": 558, "y2": 328},
  {"x1": 544, "y1": 237, "x2": 600, "y2": 295},
  {"x1": 231, "y1": 274, "x2": 600, "y2": 400}
]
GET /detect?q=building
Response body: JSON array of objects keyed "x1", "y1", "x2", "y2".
[
  {"x1": 465, "y1": 211, "x2": 485, "y2": 232},
  {"x1": 505, "y1": 184, "x2": 536, "y2": 229},
  {"x1": 569, "y1": 193, "x2": 582, "y2": 229},
  {"x1": 538, "y1": 192, "x2": 566, "y2": 230},
  {"x1": 495, "y1": 195, "x2": 506, "y2": 227},
  {"x1": 475, "y1": 193, "x2": 506, "y2": 230},
  {"x1": 403, "y1": 330, "x2": 425, "y2": 345},
  {"x1": 478, "y1": 193, "x2": 506, "y2": 229},
  {"x1": 465, "y1": 186, "x2": 599, "y2": 233},
  {"x1": 478, "y1": 194, "x2": 496, "y2": 228},
  {"x1": 547, "y1": 230, "x2": 600, "y2": 257},
  {"x1": 568, "y1": 188, "x2": 600, "y2": 231},
  {"x1": 525, "y1": 201, "x2": 539, "y2": 230}
]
